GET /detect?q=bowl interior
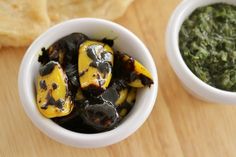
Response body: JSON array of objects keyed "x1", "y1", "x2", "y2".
[
  {"x1": 180, "y1": 0, "x2": 236, "y2": 23},
  {"x1": 176, "y1": 0, "x2": 236, "y2": 61},
  {"x1": 166, "y1": 0, "x2": 236, "y2": 104},
  {"x1": 19, "y1": 18, "x2": 158, "y2": 147}
]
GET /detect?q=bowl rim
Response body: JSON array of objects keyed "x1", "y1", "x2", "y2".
[
  {"x1": 18, "y1": 18, "x2": 158, "y2": 148},
  {"x1": 166, "y1": 0, "x2": 236, "y2": 104}
]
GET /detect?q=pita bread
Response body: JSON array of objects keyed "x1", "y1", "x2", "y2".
[
  {"x1": 0, "y1": 0, "x2": 50, "y2": 47},
  {"x1": 47, "y1": 0, "x2": 134, "y2": 24},
  {"x1": 0, "y1": 0, "x2": 134, "y2": 47}
]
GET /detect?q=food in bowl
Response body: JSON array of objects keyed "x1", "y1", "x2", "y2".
[
  {"x1": 36, "y1": 33, "x2": 153, "y2": 133},
  {"x1": 179, "y1": 3, "x2": 236, "y2": 92}
]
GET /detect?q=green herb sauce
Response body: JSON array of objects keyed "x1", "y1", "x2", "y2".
[{"x1": 179, "y1": 3, "x2": 236, "y2": 91}]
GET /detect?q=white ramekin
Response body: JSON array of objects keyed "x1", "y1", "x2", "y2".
[
  {"x1": 166, "y1": 0, "x2": 236, "y2": 104},
  {"x1": 18, "y1": 18, "x2": 158, "y2": 148}
]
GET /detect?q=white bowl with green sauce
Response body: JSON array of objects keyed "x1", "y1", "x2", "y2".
[{"x1": 166, "y1": 0, "x2": 236, "y2": 104}]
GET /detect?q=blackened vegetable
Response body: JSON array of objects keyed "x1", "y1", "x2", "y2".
[
  {"x1": 38, "y1": 33, "x2": 88, "y2": 97},
  {"x1": 38, "y1": 33, "x2": 88, "y2": 66},
  {"x1": 114, "y1": 52, "x2": 153, "y2": 87},
  {"x1": 78, "y1": 40, "x2": 114, "y2": 96},
  {"x1": 102, "y1": 38, "x2": 114, "y2": 47},
  {"x1": 37, "y1": 33, "x2": 153, "y2": 133},
  {"x1": 36, "y1": 61, "x2": 73, "y2": 118},
  {"x1": 52, "y1": 80, "x2": 129, "y2": 132},
  {"x1": 80, "y1": 99, "x2": 119, "y2": 131}
]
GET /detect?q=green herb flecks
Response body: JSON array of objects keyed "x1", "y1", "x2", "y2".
[{"x1": 179, "y1": 3, "x2": 236, "y2": 91}]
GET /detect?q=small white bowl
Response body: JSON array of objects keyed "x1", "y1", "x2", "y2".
[
  {"x1": 18, "y1": 18, "x2": 158, "y2": 148},
  {"x1": 166, "y1": 0, "x2": 236, "y2": 104}
]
